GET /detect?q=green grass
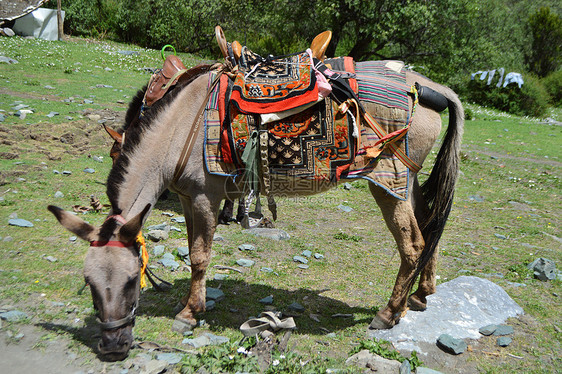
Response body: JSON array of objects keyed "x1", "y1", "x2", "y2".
[{"x1": 1, "y1": 36, "x2": 561, "y2": 373}]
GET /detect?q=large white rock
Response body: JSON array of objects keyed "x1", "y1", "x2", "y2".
[{"x1": 368, "y1": 276, "x2": 523, "y2": 353}]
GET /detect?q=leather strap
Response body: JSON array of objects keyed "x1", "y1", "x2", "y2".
[{"x1": 172, "y1": 70, "x2": 224, "y2": 183}]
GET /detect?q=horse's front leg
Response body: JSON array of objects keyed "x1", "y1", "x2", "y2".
[
  {"x1": 175, "y1": 194, "x2": 219, "y2": 330},
  {"x1": 369, "y1": 183, "x2": 425, "y2": 329}
]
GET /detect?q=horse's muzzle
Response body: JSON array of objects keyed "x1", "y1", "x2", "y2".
[{"x1": 98, "y1": 328, "x2": 133, "y2": 361}]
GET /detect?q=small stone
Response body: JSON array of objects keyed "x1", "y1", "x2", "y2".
[
  {"x1": 436, "y1": 334, "x2": 467, "y2": 355},
  {"x1": 147, "y1": 223, "x2": 169, "y2": 231},
  {"x1": 205, "y1": 300, "x2": 215, "y2": 310},
  {"x1": 182, "y1": 335, "x2": 211, "y2": 348},
  {"x1": 337, "y1": 204, "x2": 353, "y2": 212},
  {"x1": 62, "y1": 170, "x2": 72, "y2": 175},
  {"x1": 46, "y1": 111, "x2": 59, "y2": 118},
  {"x1": 527, "y1": 258, "x2": 557, "y2": 281},
  {"x1": 400, "y1": 359, "x2": 412, "y2": 374},
  {"x1": 69, "y1": 236, "x2": 77, "y2": 242},
  {"x1": 44, "y1": 256, "x2": 57, "y2": 262},
  {"x1": 243, "y1": 228, "x2": 290, "y2": 240},
  {"x1": 259, "y1": 295, "x2": 274, "y2": 305},
  {"x1": 302, "y1": 250, "x2": 312, "y2": 258},
  {"x1": 177, "y1": 246, "x2": 189, "y2": 258},
  {"x1": 213, "y1": 273, "x2": 228, "y2": 281},
  {"x1": 143, "y1": 359, "x2": 167, "y2": 374},
  {"x1": 238, "y1": 244, "x2": 256, "y2": 251},
  {"x1": 156, "y1": 352, "x2": 182, "y2": 365},
  {"x1": 170, "y1": 226, "x2": 181, "y2": 232},
  {"x1": 84, "y1": 99, "x2": 94, "y2": 104},
  {"x1": 158, "y1": 257, "x2": 179, "y2": 271},
  {"x1": 287, "y1": 302, "x2": 305, "y2": 313},
  {"x1": 206, "y1": 287, "x2": 225, "y2": 302},
  {"x1": 260, "y1": 267, "x2": 274, "y2": 273},
  {"x1": 147, "y1": 230, "x2": 168, "y2": 242},
  {"x1": 83, "y1": 168, "x2": 95, "y2": 174},
  {"x1": 494, "y1": 233, "x2": 507, "y2": 240},
  {"x1": 171, "y1": 216, "x2": 186, "y2": 224},
  {"x1": 44, "y1": 85, "x2": 55, "y2": 90},
  {"x1": 468, "y1": 195, "x2": 485, "y2": 202},
  {"x1": 54, "y1": 191, "x2": 64, "y2": 198},
  {"x1": 236, "y1": 259, "x2": 255, "y2": 267},
  {"x1": 205, "y1": 332, "x2": 229, "y2": 345},
  {"x1": 213, "y1": 233, "x2": 224, "y2": 241},
  {"x1": 343, "y1": 182, "x2": 352, "y2": 190},
  {"x1": 153, "y1": 245, "x2": 165, "y2": 256},
  {"x1": 496, "y1": 336, "x2": 512, "y2": 347},
  {"x1": 0, "y1": 310, "x2": 29, "y2": 322},
  {"x1": 172, "y1": 319, "x2": 193, "y2": 334},
  {"x1": 479, "y1": 324, "x2": 497, "y2": 336},
  {"x1": 0, "y1": 56, "x2": 18, "y2": 64},
  {"x1": 298, "y1": 264, "x2": 309, "y2": 269},
  {"x1": 314, "y1": 253, "x2": 324, "y2": 259},
  {"x1": 8, "y1": 218, "x2": 34, "y2": 228},
  {"x1": 293, "y1": 255, "x2": 308, "y2": 264},
  {"x1": 493, "y1": 325, "x2": 514, "y2": 336}
]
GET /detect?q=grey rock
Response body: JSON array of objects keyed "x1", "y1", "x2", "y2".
[
  {"x1": 479, "y1": 324, "x2": 497, "y2": 336},
  {"x1": 0, "y1": 56, "x2": 18, "y2": 64},
  {"x1": 54, "y1": 191, "x2": 64, "y2": 198},
  {"x1": 53, "y1": 170, "x2": 60, "y2": 174},
  {"x1": 8, "y1": 218, "x2": 34, "y2": 227},
  {"x1": 171, "y1": 319, "x2": 193, "y2": 334},
  {"x1": 236, "y1": 259, "x2": 255, "y2": 267},
  {"x1": 206, "y1": 287, "x2": 225, "y2": 302},
  {"x1": 400, "y1": 360, "x2": 412, "y2": 374},
  {"x1": 162, "y1": 253, "x2": 175, "y2": 261},
  {"x1": 213, "y1": 233, "x2": 224, "y2": 241},
  {"x1": 62, "y1": 170, "x2": 72, "y2": 175},
  {"x1": 238, "y1": 244, "x2": 256, "y2": 251},
  {"x1": 147, "y1": 223, "x2": 169, "y2": 232},
  {"x1": 12, "y1": 104, "x2": 29, "y2": 111},
  {"x1": 337, "y1": 204, "x2": 353, "y2": 212},
  {"x1": 0, "y1": 113, "x2": 5, "y2": 122},
  {"x1": 497, "y1": 336, "x2": 512, "y2": 347},
  {"x1": 146, "y1": 230, "x2": 168, "y2": 242},
  {"x1": 46, "y1": 111, "x2": 59, "y2": 118},
  {"x1": 182, "y1": 335, "x2": 211, "y2": 348},
  {"x1": 142, "y1": 359, "x2": 167, "y2": 374},
  {"x1": 293, "y1": 255, "x2": 308, "y2": 264},
  {"x1": 243, "y1": 228, "x2": 290, "y2": 240},
  {"x1": 416, "y1": 368, "x2": 445, "y2": 374},
  {"x1": 259, "y1": 295, "x2": 274, "y2": 305},
  {"x1": 260, "y1": 267, "x2": 274, "y2": 273},
  {"x1": 527, "y1": 257, "x2": 557, "y2": 281},
  {"x1": 368, "y1": 276, "x2": 523, "y2": 353},
  {"x1": 302, "y1": 250, "x2": 312, "y2": 258},
  {"x1": 213, "y1": 273, "x2": 228, "y2": 281},
  {"x1": 69, "y1": 236, "x2": 77, "y2": 242},
  {"x1": 156, "y1": 352, "x2": 182, "y2": 364},
  {"x1": 158, "y1": 257, "x2": 179, "y2": 271},
  {"x1": 171, "y1": 216, "x2": 186, "y2": 224},
  {"x1": 205, "y1": 332, "x2": 229, "y2": 345},
  {"x1": 468, "y1": 195, "x2": 485, "y2": 202},
  {"x1": 493, "y1": 324, "x2": 514, "y2": 336},
  {"x1": 83, "y1": 168, "x2": 95, "y2": 174},
  {"x1": 44, "y1": 256, "x2": 57, "y2": 262},
  {"x1": 177, "y1": 246, "x2": 189, "y2": 258},
  {"x1": 170, "y1": 226, "x2": 182, "y2": 232},
  {"x1": 153, "y1": 245, "x2": 165, "y2": 256},
  {"x1": 343, "y1": 182, "x2": 352, "y2": 190},
  {"x1": 44, "y1": 85, "x2": 55, "y2": 90},
  {"x1": 345, "y1": 350, "x2": 401, "y2": 372},
  {"x1": 84, "y1": 99, "x2": 94, "y2": 104},
  {"x1": 494, "y1": 233, "x2": 507, "y2": 240},
  {"x1": 287, "y1": 302, "x2": 305, "y2": 313},
  {"x1": 205, "y1": 300, "x2": 215, "y2": 311},
  {"x1": 0, "y1": 310, "x2": 29, "y2": 322},
  {"x1": 437, "y1": 334, "x2": 467, "y2": 355},
  {"x1": 298, "y1": 264, "x2": 309, "y2": 269},
  {"x1": 118, "y1": 50, "x2": 140, "y2": 56},
  {"x1": 314, "y1": 253, "x2": 324, "y2": 259}
]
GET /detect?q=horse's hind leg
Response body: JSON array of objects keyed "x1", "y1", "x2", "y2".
[
  {"x1": 369, "y1": 183, "x2": 425, "y2": 329},
  {"x1": 408, "y1": 178, "x2": 437, "y2": 311},
  {"x1": 175, "y1": 194, "x2": 220, "y2": 329}
]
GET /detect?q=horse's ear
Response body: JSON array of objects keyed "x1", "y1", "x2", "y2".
[
  {"x1": 103, "y1": 124, "x2": 122, "y2": 144},
  {"x1": 48, "y1": 205, "x2": 96, "y2": 242},
  {"x1": 118, "y1": 204, "x2": 151, "y2": 243}
]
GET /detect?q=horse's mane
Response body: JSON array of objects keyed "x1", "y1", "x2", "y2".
[{"x1": 106, "y1": 68, "x2": 212, "y2": 213}]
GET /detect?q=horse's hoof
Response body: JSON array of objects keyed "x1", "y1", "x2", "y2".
[
  {"x1": 171, "y1": 317, "x2": 197, "y2": 334},
  {"x1": 368, "y1": 315, "x2": 394, "y2": 330},
  {"x1": 407, "y1": 295, "x2": 427, "y2": 311}
]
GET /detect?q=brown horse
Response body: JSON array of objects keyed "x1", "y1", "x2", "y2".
[{"x1": 48, "y1": 61, "x2": 463, "y2": 359}]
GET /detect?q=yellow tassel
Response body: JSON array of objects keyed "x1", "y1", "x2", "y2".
[{"x1": 136, "y1": 232, "x2": 149, "y2": 289}]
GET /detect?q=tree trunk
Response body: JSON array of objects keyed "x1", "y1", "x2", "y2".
[{"x1": 57, "y1": 0, "x2": 63, "y2": 41}]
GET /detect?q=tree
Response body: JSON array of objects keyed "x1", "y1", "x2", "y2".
[{"x1": 526, "y1": 7, "x2": 562, "y2": 77}]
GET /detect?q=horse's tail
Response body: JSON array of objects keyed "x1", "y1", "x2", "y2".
[{"x1": 414, "y1": 86, "x2": 464, "y2": 282}]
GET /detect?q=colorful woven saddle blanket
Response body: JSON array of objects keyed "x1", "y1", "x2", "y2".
[
  {"x1": 230, "y1": 47, "x2": 319, "y2": 114},
  {"x1": 205, "y1": 59, "x2": 413, "y2": 199}
]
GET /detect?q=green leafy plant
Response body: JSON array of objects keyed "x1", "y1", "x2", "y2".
[
  {"x1": 350, "y1": 339, "x2": 423, "y2": 370},
  {"x1": 334, "y1": 232, "x2": 362, "y2": 242}
]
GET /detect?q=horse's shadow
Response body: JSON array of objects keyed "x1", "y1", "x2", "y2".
[{"x1": 138, "y1": 277, "x2": 377, "y2": 335}]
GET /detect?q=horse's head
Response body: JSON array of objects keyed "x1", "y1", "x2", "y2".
[
  {"x1": 48, "y1": 204, "x2": 150, "y2": 361},
  {"x1": 103, "y1": 124, "x2": 123, "y2": 166}
]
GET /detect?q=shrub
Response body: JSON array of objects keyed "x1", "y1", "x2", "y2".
[
  {"x1": 464, "y1": 73, "x2": 550, "y2": 117},
  {"x1": 542, "y1": 70, "x2": 562, "y2": 107},
  {"x1": 56, "y1": 0, "x2": 119, "y2": 38}
]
